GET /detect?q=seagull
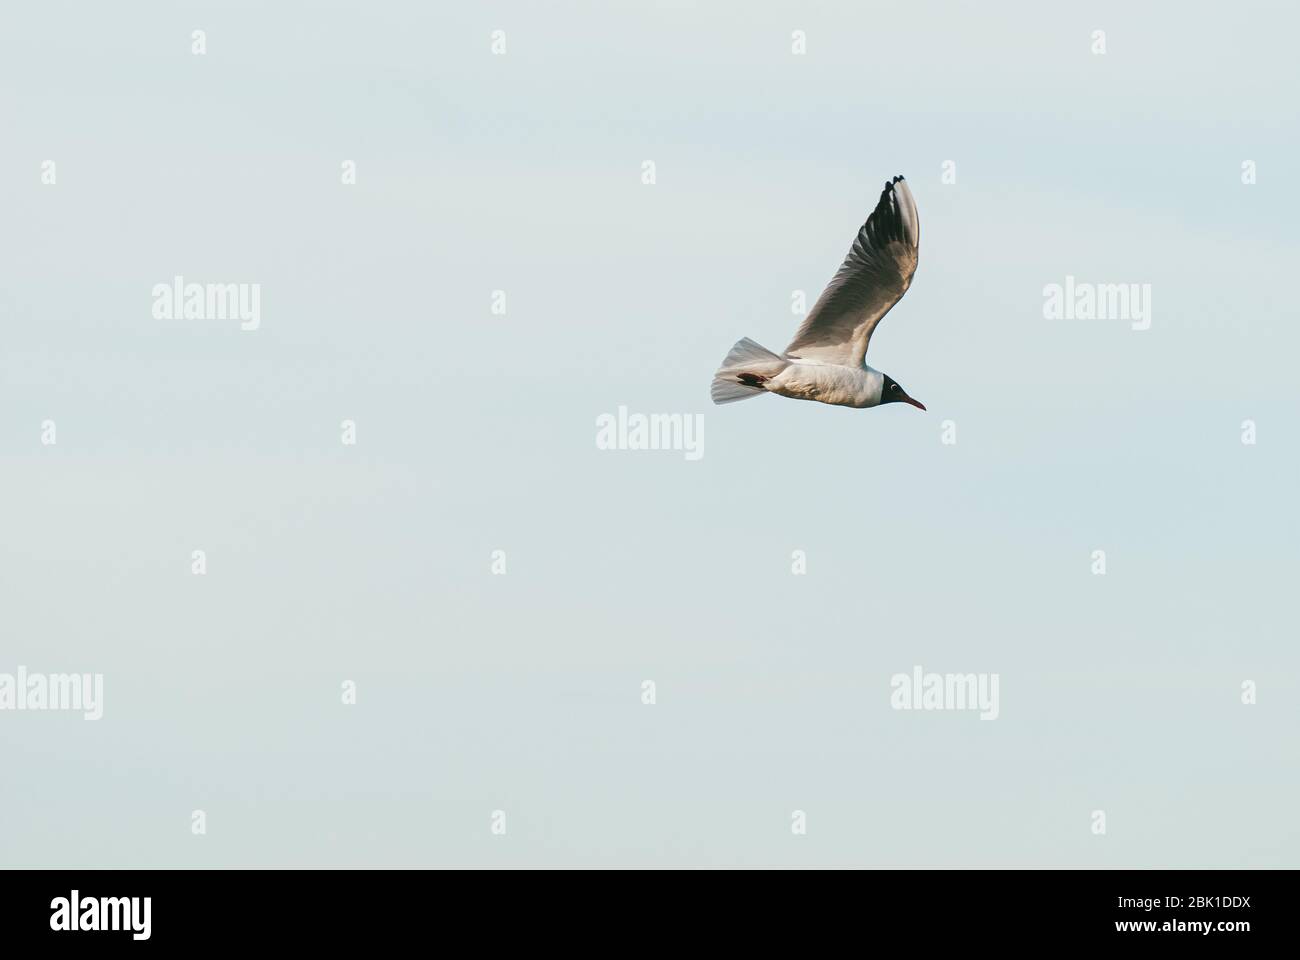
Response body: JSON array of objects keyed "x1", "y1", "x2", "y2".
[{"x1": 710, "y1": 175, "x2": 925, "y2": 411}]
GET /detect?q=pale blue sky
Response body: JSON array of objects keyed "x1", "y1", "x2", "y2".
[{"x1": 1, "y1": 1, "x2": 1296, "y2": 866}]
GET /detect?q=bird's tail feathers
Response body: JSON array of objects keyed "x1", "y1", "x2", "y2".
[{"x1": 711, "y1": 337, "x2": 788, "y2": 404}]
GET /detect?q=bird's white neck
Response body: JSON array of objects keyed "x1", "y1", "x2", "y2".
[{"x1": 863, "y1": 367, "x2": 885, "y2": 406}]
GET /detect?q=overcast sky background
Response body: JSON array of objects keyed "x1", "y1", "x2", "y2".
[{"x1": 1, "y1": 1, "x2": 1296, "y2": 866}]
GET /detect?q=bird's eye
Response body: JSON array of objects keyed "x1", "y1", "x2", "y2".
[{"x1": 891, "y1": 384, "x2": 899, "y2": 390}]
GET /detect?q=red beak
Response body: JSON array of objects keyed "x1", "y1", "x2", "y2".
[{"x1": 904, "y1": 397, "x2": 927, "y2": 411}]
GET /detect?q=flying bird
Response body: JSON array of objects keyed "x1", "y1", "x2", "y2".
[{"x1": 711, "y1": 175, "x2": 925, "y2": 411}]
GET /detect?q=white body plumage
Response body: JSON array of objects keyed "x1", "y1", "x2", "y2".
[{"x1": 767, "y1": 361, "x2": 884, "y2": 409}]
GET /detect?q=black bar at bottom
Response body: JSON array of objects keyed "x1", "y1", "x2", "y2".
[{"x1": 0, "y1": 868, "x2": 1282, "y2": 946}]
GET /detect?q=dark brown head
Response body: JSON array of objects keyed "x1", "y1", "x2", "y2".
[{"x1": 880, "y1": 374, "x2": 926, "y2": 410}]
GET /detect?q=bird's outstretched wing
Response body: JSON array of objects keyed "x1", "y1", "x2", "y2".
[{"x1": 784, "y1": 176, "x2": 920, "y2": 367}]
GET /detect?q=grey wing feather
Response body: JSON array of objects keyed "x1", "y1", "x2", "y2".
[{"x1": 784, "y1": 176, "x2": 920, "y2": 366}]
